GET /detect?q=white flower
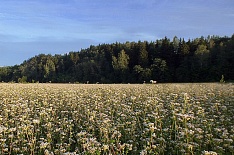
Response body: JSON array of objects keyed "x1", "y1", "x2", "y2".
[
  {"x1": 103, "y1": 144, "x2": 109, "y2": 151},
  {"x1": 33, "y1": 119, "x2": 40, "y2": 124},
  {"x1": 40, "y1": 142, "x2": 49, "y2": 149},
  {"x1": 203, "y1": 150, "x2": 218, "y2": 155}
]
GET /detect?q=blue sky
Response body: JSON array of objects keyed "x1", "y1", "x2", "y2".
[{"x1": 0, "y1": 0, "x2": 234, "y2": 66}]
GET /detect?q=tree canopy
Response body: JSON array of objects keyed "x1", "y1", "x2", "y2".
[{"x1": 1, "y1": 35, "x2": 234, "y2": 83}]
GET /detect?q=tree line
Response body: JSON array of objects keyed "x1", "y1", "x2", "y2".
[{"x1": 0, "y1": 35, "x2": 234, "y2": 83}]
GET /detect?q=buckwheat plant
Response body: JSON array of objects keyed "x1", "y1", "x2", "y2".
[{"x1": 0, "y1": 83, "x2": 233, "y2": 154}]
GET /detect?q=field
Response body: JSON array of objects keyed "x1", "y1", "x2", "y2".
[{"x1": 0, "y1": 83, "x2": 233, "y2": 155}]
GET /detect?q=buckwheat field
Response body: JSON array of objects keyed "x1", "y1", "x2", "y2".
[{"x1": 0, "y1": 83, "x2": 233, "y2": 155}]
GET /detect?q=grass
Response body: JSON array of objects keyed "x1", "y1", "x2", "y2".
[{"x1": 0, "y1": 83, "x2": 233, "y2": 154}]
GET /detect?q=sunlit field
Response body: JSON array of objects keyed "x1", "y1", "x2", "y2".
[{"x1": 0, "y1": 83, "x2": 233, "y2": 155}]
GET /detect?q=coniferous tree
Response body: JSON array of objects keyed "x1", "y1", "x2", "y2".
[{"x1": 0, "y1": 35, "x2": 233, "y2": 83}]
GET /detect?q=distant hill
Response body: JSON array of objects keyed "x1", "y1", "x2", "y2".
[{"x1": 0, "y1": 35, "x2": 234, "y2": 83}]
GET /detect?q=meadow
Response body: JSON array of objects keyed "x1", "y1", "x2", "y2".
[{"x1": 0, "y1": 83, "x2": 233, "y2": 155}]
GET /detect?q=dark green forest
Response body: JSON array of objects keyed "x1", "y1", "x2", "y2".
[{"x1": 1, "y1": 35, "x2": 234, "y2": 83}]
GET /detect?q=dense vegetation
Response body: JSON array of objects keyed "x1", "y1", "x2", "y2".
[
  {"x1": 0, "y1": 35, "x2": 234, "y2": 83},
  {"x1": 0, "y1": 83, "x2": 233, "y2": 154}
]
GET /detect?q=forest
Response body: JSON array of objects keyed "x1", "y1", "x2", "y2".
[{"x1": 0, "y1": 35, "x2": 233, "y2": 83}]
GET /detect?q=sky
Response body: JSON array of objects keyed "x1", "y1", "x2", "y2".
[{"x1": 0, "y1": 0, "x2": 234, "y2": 66}]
